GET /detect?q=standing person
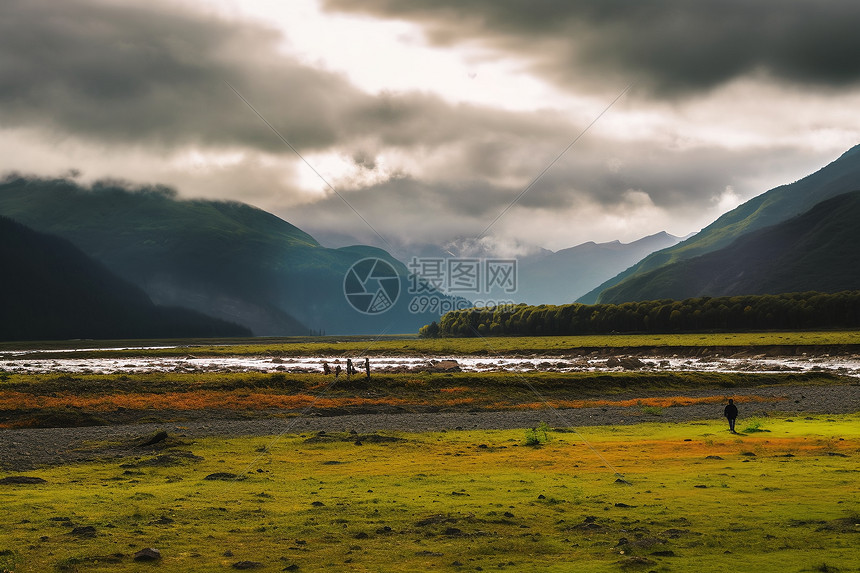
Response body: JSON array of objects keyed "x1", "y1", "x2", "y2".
[
  {"x1": 335, "y1": 364, "x2": 341, "y2": 379},
  {"x1": 724, "y1": 398, "x2": 739, "y2": 433},
  {"x1": 322, "y1": 362, "x2": 331, "y2": 375},
  {"x1": 346, "y1": 358, "x2": 354, "y2": 379},
  {"x1": 364, "y1": 357, "x2": 370, "y2": 380}
]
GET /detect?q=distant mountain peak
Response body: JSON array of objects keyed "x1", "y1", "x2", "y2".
[{"x1": 515, "y1": 230, "x2": 683, "y2": 305}]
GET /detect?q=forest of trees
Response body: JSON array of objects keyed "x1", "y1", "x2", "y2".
[{"x1": 420, "y1": 291, "x2": 860, "y2": 337}]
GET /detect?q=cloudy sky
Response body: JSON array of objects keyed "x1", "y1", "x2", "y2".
[{"x1": 3, "y1": 0, "x2": 860, "y2": 256}]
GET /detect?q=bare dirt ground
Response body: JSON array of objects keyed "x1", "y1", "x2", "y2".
[{"x1": 1, "y1": 382, "x2": 857, "y2": 472}]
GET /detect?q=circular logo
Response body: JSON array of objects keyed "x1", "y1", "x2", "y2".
[{"x1": 343, "y1": 257, "x2": 401, "y2": 315}]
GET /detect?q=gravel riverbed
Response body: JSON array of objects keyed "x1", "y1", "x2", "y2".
[{"x1": 1, "y1": 383, "x2": 857, "y2": 472}]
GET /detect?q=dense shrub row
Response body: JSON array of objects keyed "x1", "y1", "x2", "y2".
[{"x1": 420, "y1": 291, "x2": 860, "y2": 337}]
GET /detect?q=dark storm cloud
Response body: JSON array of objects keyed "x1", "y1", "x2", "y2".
[
  {"x1": 288, "y1": 142, "x2": 819, "y2": 249},
  {"x1": 0, "y1": 0, "x2": 560, "y2": 154},
  {"x1": 0, "y1": 0, "x2": 359, "y2": 150},
  {"x1": 323, "y1": 0, "x2": 860, "y2": 95}
]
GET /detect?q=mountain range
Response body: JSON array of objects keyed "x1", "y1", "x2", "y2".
[
  {"x1": 585, "y1": 144, "x2": 860, "y2": 304},
  {"x1": 0, "y1": 216, "x2": 250, "y2": 341},
  {"x1": 3, "y1": 142, "x2": 859, "y2": 340},
  {"x1": 0, "y1": 177, "x2": 451, "y2": 336}
]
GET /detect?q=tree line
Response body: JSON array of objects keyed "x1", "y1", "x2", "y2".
[{"x1": 419, "y1": 291, "x2": 860, "y2": 337}]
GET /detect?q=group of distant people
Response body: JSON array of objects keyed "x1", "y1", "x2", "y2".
[
  {"x1": 319, "y1": 358, "x2": 742, "y2": 431},
  {"x1": 322, "y1": 357, "x2": 371, "y2": 380}
]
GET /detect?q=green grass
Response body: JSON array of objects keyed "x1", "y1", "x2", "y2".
[
  {"x1": 1, "y1": 415, "x2": 857, "y2": 572},
  {"x1": 2, "y1": 330, "x2": 859, "y2": 359}
]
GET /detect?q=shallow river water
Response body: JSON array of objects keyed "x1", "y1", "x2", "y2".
[{"x1": 1, "y1": 346, "x2": 859, "y2": 377}]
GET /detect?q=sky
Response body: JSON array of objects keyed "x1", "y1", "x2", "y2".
[{"x1": 2, "y1": 0, "x2": 860, "y2": 257}]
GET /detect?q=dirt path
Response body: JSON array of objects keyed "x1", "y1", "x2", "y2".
[{"x1": 1, "y1": 383, "x2": 858, "y2": 472}]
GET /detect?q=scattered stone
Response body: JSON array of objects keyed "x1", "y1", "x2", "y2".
[
  {"x1": 122, "y1": 451, "x2": 203, "y2": 468},
  {"x1": 619, "y1": 357, "x2": 644, "y2": 370},
  {"x1": 537, "y1": 494, "x2": 546, "y2": 499},
  {"x1": 425, "y1": 360, "x2": 461, "y2": 373},
  {"x1": 651, "y1": 550, "x2": 676, "y2": 557},
  {"x1": 740, "y1": 452, "x2": 757, "y2": 457},
  {"x1": 204, "y1": 472, "x2": 243, "y2": 481},
  {"x1": 614, "y1": 503, "x2": 636, "y2": 508},
  {"x1": 311, "y1": 501, "x2": 325, "y2": 507},
  {"x1": 233, "y1": 561, "x2": 263, "y2": 570},
  {"x1": 617, "y1": 556, "x2": 655, "y2": 568},
  {"x1": 353, "y1": 532, "x2": 369, "y2": 539},
  {"x1": 137, "y1": 431, "x2": 169, "y2": 448},
  {"x1": 283, "y1": 565, "x2": 300, "y2": 572},
  {"x1": 133, "y1": 548, "x2": 162, "y2": 562},
  {"x1": 0, "y1": 476, "x2": 46, "y2": 485},
  {"x1": 661, "y1": 528, "x2": 700, "y2": 539},
  {"x1": 375, "y1": 526, "x2": 392, "y2": 534},
  {"x1": 416, "y1": 514, "x2": 457, "y2": 527},
  {"x1": 223, "y1": 550, "x2": 234, "y2": 557},
  {"x1": 826, "y1": 452, "x2": 848, "y2": 457},
  {"x1": 443, "y1": 527, "x2": 462, "y2": 536},
  {"x1": 70, "y1": 526, "x2": 96, "y2": 538},
  {"x1": 415, "y1": 551, "x2": 444, "y2": 557},
  {"x1": 694, "y1": 485, "x2": 708, "y2": 489},
  {"x1": 150, "y1": 516, "x2": 174, "y2": 525},
  {"x1": 705, "y1": 455, "x2": 724, "y2": 460}
]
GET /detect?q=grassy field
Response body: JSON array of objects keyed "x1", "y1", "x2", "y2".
[
  {"x1": 0, "y1": 415, "x2": 857, "y2": 572},
  {"x1": 2, "y1": 331, "x2": 859, "y2": 358}
]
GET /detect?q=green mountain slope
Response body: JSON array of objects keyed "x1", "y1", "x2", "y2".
[
  {"x1": 0, "y1": 216, "x2": 250, "y2": 341},
  {"x1": 0, "y1": 176, "x2": 448, "y2": 335},
  {"x1": 589, "y1": 144, "x2": 860, "y2": 303},
  {"x1": 599, "y1": 190, "x2": 860, "y2": 302}
]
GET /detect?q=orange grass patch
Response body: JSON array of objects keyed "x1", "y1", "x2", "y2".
[
  {"x1": 0, "y1": 391, "x2": 417, "y2": 412},
  {"x1": 0, "y1": 390, "x2": 784, "y2": 414}
]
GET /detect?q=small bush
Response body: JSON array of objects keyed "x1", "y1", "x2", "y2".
[
  {"x1": 742, "y1": 420, "x2": 769, "y2": 433},
  {"x1": 525, "y1": 422, "x2": 551, "y2": 446}
]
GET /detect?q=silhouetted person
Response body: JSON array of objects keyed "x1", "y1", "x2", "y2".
[
  {"x1": 322, "y1": 362, "x2": 331, "y2": 375},
  {"x1": 364, "y1": 357, "x2": 370, "y2": 379},
  {"x1": 346, "y1": 358, "x2": 354, "y2": 379},
  {"x1": 335, "y1": 364, "x2": 341, "y2": 379},
  {"x1": 724, "y1": 398, "x2": 738, "y2": 433}
]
